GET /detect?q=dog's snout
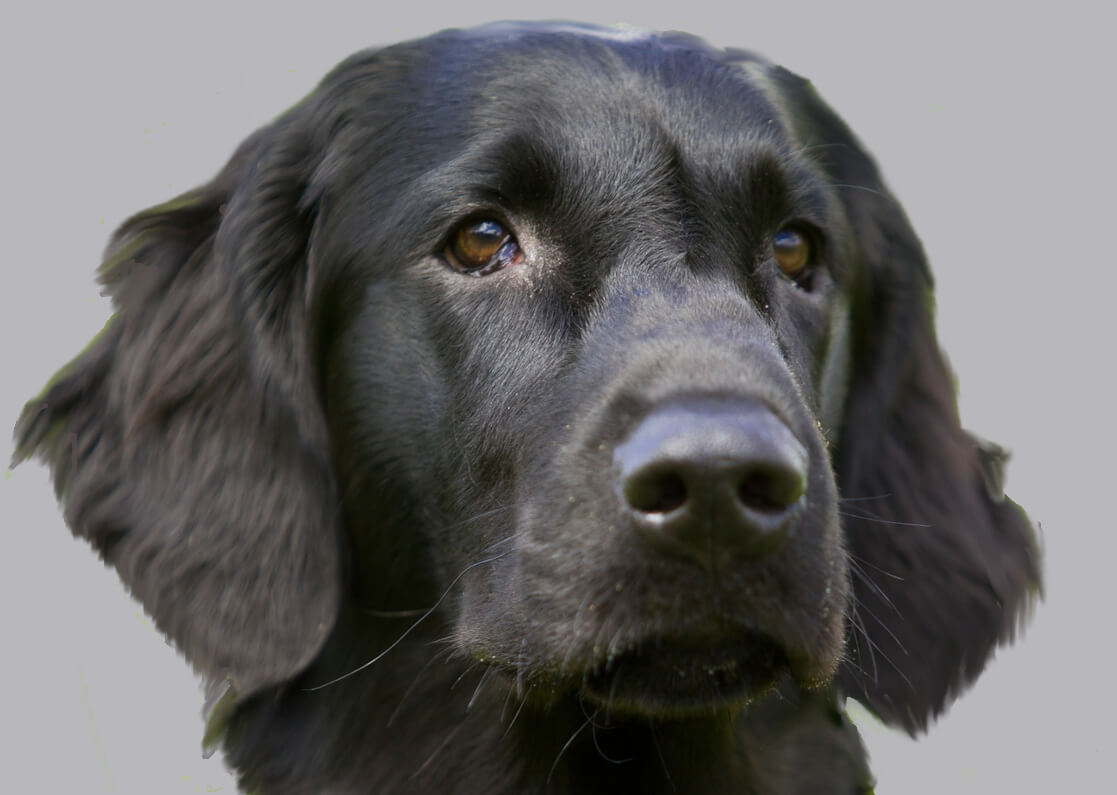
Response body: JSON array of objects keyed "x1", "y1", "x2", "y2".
[{"x1": 614, "y1": 399, "x2": 807, "y2": 559}]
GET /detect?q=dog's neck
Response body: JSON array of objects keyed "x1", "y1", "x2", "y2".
[{"x1": 220, "y1": 606, "x2": 871, "y2": 794}]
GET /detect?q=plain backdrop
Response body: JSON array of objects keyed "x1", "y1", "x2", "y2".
[{"x1": 2, "y1": 1, "x2": 1111, "y2": 792}]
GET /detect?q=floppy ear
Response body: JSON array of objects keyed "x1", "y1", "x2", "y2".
[
  {"x1": 12, "y1": 109, "x2": 343, "y2": 710},
  {"x1": 765, "y1": 66, "x2": 1043, "y2": 733}
]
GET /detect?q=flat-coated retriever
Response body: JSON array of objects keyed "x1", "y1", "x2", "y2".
[{"x1": 14, "y1": 22, "x2": 1042, "y2": 795}]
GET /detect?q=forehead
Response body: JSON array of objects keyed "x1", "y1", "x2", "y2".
[
  {"x1": 425, "y1": 26, "x2": 788, "y2": 155},
  {"x1": 314, "y1": 26, "x2": 829, "y2": 253},
  {"x1": 337, "y1": 28, "x2": 809, "y2": 216}
]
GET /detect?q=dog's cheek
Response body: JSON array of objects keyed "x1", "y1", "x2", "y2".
[
  {"x1": 321, "y1": 282, "x2": 458, "y2": 598},
  {"x1": 768, "y1": 290, "x2": 840, "y2": 427},
  {"x1": 781, "y1": 453, "x2": 850, "y2": 684}
]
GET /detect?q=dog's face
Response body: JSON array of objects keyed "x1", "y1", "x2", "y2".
[
  {"x1": 321, "y1": 28, "x2": 853, "y2": 713},
  {"x1": 15, "y1": 22, "x2": 1042, "y2": 790}
]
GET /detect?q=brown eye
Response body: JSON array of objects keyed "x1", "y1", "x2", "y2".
[
  {"x1": 446, "y1": 220, "x2": 523, "y2": 276},
  {"x1": 772, "y1": 227, "x2": 812, "y2": 283}
]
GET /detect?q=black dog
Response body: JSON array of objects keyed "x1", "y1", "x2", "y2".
[{"x1": 14, "y1": 22, "x2": 1042, "y2": 794}]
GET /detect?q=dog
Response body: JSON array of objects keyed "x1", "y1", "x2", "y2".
[{"x1": 14, "y1": 22, "x2": 1042, "y2": 794}]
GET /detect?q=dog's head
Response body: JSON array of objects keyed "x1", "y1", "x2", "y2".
[{"x1": 15, "y1": 23, "x2": 1041, "y2": 742}]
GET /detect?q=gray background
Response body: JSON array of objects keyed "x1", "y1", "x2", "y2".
[{"x1": 2, "y1": 0, "x2": 1110, "y2": 792}]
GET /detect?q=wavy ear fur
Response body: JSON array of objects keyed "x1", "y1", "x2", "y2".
[
  {"x1": 13, "y1": 108, "x2": 343, "y2": 704},
  {"x1": 766, "y1": 66, "x2": 1043, "y2": 733}
]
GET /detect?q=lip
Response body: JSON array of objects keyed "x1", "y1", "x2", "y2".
[{"x1": 578, "y1": 632, "x2": 790, "y2": 717}]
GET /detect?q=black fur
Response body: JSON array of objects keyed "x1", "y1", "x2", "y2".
[{"x1": 14, "y1": 23, "x2": 1041, "y2": 794}]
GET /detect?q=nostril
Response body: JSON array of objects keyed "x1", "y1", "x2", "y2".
[
  {"x1": 613, "y1": 397, "x2": 809, "y2": 560},
  {"x1": 737, "y1": 466, "x2": 806, "y2": 513},
  {"x1": 624, "y1": 469, "x2": 688, "y2": 514}
]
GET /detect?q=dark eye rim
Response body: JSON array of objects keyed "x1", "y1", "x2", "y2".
[
  {"x1": 771, "y1": 221, "x2": 824, "y2": 290},
  {"x1": 442, "y1": 216, "x2": 524, "y2": 276}
]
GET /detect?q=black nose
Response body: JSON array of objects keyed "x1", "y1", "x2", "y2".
[{"x1": 614, "y1": 398, "x2": 807, "y2": 559}]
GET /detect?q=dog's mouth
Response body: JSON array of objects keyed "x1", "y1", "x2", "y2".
[{"x1": 578, "y1": 632, "x2": 790, "y2": 716}]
